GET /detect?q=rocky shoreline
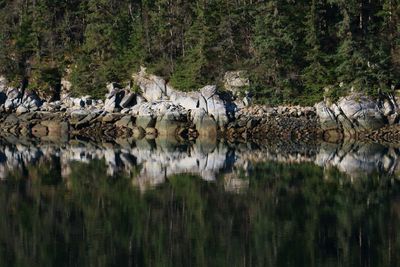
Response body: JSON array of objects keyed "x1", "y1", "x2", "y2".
[{"x1": 0, "y1": 69, "x2": 399, "y2": 144}]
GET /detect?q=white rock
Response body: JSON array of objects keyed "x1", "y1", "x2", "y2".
[
  {"x1": 200, "y1": 85, "x2": 217, "y2": 99},
  {"x1": 104, "y1": 95, "x2": 117, "y2": 112},
  {"x1": 383, "y1": 99, "x2": 394, "y2": 116},
  {"x1": 132, "y1": 68, "x2": 167, "y2": 102}
]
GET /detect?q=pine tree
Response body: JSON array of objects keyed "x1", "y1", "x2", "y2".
[
  {"x1": 71, "y1": 0, "x2": 133, "y2": 97},
  {"x1": 252, "y1": 0, "x2": 306, "y2": 104},
  {"x1": 170, "y1": 1, "x2": 208, "y2": 91},
  {"x1": 303, "y1": 0, "x2": 332, "y2": 103}
]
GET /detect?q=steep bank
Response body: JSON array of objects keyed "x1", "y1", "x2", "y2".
[{"x1": 0, "y1": 71, "x2": 399, "y2": 143}]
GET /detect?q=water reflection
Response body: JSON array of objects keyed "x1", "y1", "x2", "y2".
[
  {"x1": 0, "y1": 138, "x2": 399, "y2": 266},
  {"x1": 0, "y1": 138, "x2": 399, "y2": 189}
]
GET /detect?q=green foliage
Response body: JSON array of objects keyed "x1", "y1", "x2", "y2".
[
  {"x1": 0, "y1": 0, "x2": 400, "y2": 104},
  {"x1": 29, "y1": 65, "x2": 61, "y2": 98},
  {"x1": 170, "y1": 5, "x2": 208, "y2": 91}
]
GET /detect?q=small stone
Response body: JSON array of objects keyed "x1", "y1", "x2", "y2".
[{"x1": 16, "y1": 106, "x2": 28, "y2": 115}]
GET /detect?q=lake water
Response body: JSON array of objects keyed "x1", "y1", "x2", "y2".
[{"x1": 0, "y1": 137, "x2": 399, "y2": 267}]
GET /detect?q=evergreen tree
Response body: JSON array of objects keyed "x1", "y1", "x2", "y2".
[
  {"x1": 302, "y1": 0, "x2": 332, "y2": 103},
  {"x1": 170, "y1": 1, "x2": 208, "y2": 91},
  {"x1": 252, "y1": 0, "x2": 307, "y2": 104},
  {"x1": 0, "y1": 0, "x2": 399, "y2": 104}
]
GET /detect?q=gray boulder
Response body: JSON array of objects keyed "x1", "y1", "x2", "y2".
[
  {"x1": 132, "y1": 67, "x2": 168, "y2": 102},
  {"x1": 336, "y1": 94, "x2": 386, "y2": 131},
  {"x1": 315, "y1": 102, "x2": 339, "y2": 131},
  {"x1": 200, "y1": 85, "x2": 217, "y2": 100},
  {"x1": 191, "y1": 108, "x2": 218, "y2": 138},
  {"x1": 170, "y1": 91, "x2": 199, "y2": 110},
  {"x1": 106, "y1": 82, "x2": 121, "y2": 94},
  {"x1": 104, "y1": 95, "x2": 117, "y2": 113},
  {"x1": 104, "y1": 90, "x2": 125, "y2": 112},
  {"x1": 132, "y1": 101, "x2": 187, "y2": 135},
  {"x1": 23, "y1": 91, "x2": 42, "y2": 109},
  {"x1": 199, "y1": 95, "x2": 228, "y2": 128},
  {"x1": 382, "y1": 99, "x2": 394, "y2": 116},
  {"x1": 120, "y1": 92, "x2": 136, "y2": 108},
  {"x1": 224, "y1": 71, "x2": 250, "y2": 96},
  {"x1": 4, "y1": 88, "x2": 22, "y2": 111}
]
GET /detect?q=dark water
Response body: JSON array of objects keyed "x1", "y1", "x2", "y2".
[{"x1": 0, "y1": 138, "x2": 400, "y2": 267}]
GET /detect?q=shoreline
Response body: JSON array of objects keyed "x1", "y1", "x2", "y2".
[
  {"x1": 0, "y1": 105, "x2": 398, "y2": 144},
  {"x1": 0, "y1": 70, "x2": 399, "y2": 144}
]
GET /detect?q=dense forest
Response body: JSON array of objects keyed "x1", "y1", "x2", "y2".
[{"x1": 0, "y1": 0, "x2": 400, "y2": 104}]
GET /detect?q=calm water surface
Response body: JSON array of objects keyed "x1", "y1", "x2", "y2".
[{"x1": 0, "y1": 138, "x2": 399, "y2": 267}]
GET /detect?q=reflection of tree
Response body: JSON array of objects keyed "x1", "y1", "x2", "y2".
[{"x1": 0, "y1": 159, "x2": 399, "y2": 267}]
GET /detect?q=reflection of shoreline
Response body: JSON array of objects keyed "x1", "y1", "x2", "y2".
[{"x1": 0, "y1": 138, "x2": 399, "y2": 192}]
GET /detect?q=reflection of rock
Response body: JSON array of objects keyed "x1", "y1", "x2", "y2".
[
  {"x1": 224, "y1": 173, "x2": 249, "y2": 193},
  {"x1": 0, "y1": 138, "x2": 400, "y2": 193},
  {"x1": 315, "y1": 141, "x2": 397, "y2": 179},
  {"x1": 192, "y1": 109, "x2": 218, "y2": 138}
]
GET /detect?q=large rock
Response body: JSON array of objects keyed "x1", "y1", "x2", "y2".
[
  {"x1": 382, "y1": 99, "x2": 394, "y2": 116},
  {"x1": 4, "y1": 88, "x2": 22, "y2": 111},
  {"x1": 315, "y1": 102, "x2": 339, "y2": 131},
  {"x1": 132, "y1": 67, "x2": 168, "y2": 102},
  {"x1": 199, "y1": 95, "x2": 228, "y2": 128},
  {"x1": 106, "y1": 82, "x2": 121, "y2": 94},
  {"x1": 7, "y1": 87, "x2": 20, "y2": 99},
  {"x1": 191, "y1": 108, "x2": 218, "y2": 138},
  {"x1": 120, "y1": 92, "x2": 136, "y2": 108},
  {"x1": 73, "y1": 98, "x2": 85, "y2": 108},
  {"x1": 132, "y1": 101, "x2": 187, "y2": 135},
  {"x1": 224, "y1": 71, "x2": 250, "y2": 95},
  {"x1": 22, "y1": 91, "x2": 42, "y2": 110},
  {"x1": 131, "y1": 69, "x2": 231, "y2": 128},
  {"x1": 104, "y1": 95, "x2": 117, "y2": 113},
  {"x1": 170, "y1": 91, "x2": 199, "y2": 110},
  {"x1": 336, "y1": 94, "x2": 386, "y2": 131},
  {"x1": 198, "y1": 85, "x2": 229, "y2": 128},
  {"x1": 104, "y1": 90, "x2": 125, "y2": 113},
  {"x1": 200, "y1": 85, "x2": 217, "y2": 100}
]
